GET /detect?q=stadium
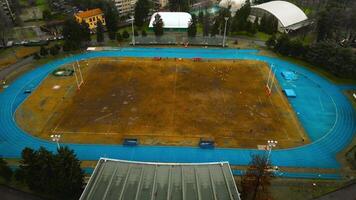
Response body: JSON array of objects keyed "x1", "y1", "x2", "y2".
[{"x1": 0, "y1": 47, "x2": 355, "y2": 177}]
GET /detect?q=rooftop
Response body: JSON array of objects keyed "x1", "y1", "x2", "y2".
[
  {"x1": 149, "y1": 12, "x2": 192, "y2": 29},
  {"x1": 75, "y1": 8, "x2": 104, "y2": 19},
  {"x1": 80, "y1": 158, "x2": 241, "y2": 200}
]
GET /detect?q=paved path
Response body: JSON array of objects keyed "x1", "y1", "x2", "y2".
[
  {"x1": 0, "y1": 56, "x2": 34, "y2": 81},
  {"x1": 0, "y1": 48, "x2": 355, "y2": 172},
  {"x1": 315, "y1": 181, "x2": 356, "y2": 200}
]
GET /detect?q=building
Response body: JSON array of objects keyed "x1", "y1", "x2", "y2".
[
  {"x1": 74, "y1": 8, "x2": 106, "y2": 31},
  {"x1": 155, "y1": 0, "x2": 168, "y2": 8},
  {"x1": 113, "y1": 0, "x2": 137, "y2": 17},
  {"x1": 0, "y1": 0, "x2": 15, "y2": 23},
  {"x1": 250, "y1": 1, "x2": 309, "y2": 33},
  {"x1": 80, "y1": 158, "x2": 241, "y2": 200},
  {"x1": 149, "y1": 12, "x2": 192, "y2": 31}
]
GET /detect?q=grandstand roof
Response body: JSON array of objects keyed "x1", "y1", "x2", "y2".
[
  {"x1": 252, "y1": 1, "x2": 308, "y2": 27},
  {"x1": 148, "y1": 12, "x2": 192, "y2": 29},
  {"x1": 80, "y1": 158, "x2": 241, "y2": 200}
]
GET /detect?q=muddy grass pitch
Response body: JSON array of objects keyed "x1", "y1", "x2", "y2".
[{"x1": 16, "y1": 57, "x2": 309, "y2": 148}]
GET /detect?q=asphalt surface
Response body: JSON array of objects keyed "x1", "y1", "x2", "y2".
[
  {"x1": 315, "y1": 182, "x2": 356, "y2": 200},
  {"x1": 0, "y1": 185, "x2": 43, "y2": 200}
]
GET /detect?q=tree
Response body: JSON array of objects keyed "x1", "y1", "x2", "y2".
[
  {"x1": 241, "y1": 153, "x2": 274, "y2": 200},
  {"x1": 0, "y1": 8, "x2": 12, "y2": 47},
  {"x1": 153, "y1": 14, "x2": 164, "y2": 36},
  {"x1": 116, "y1": 32, "x2": 122, "y2": 42},
  {"x1": 42, "y1": 9, "x2": 51, "y2": 20},
  {"x1": 187, "y1": 14, "x2": 197, "y2": 37},
  {"x1": 96, "y1": 21, "x2": 104, "y2": 43},
  {"x1": 0, "y1": 157, "x2": 12, "y2": 182},
  {"x1": 53, "y1": 146, "x2": 84, "y2": 200},
  {"x1": 169, "y1": 0, "x2": 190, "y2": 12},
  {"x1": 81, "y1": 22, "x2": 91, "y2": 43},
  {"x1": 122, "y1": 30, "x2": 130, "y2": 39},
  {"x1": 40, "y1": 46, "x2": 48, "y2": 56},
  {"x1": 103, "y1": 2, "x2": 119, "y2": 40},
  {"x1": 141, "y1": 30, "x2": 147, "y2": 37},
  {"x1": 16, "y1": 147, "x2": 84, "y2": 199},
  {"x1": 265, "y1": 34, "x2": 276, "y2": 48},
  {"x1": 198, "y1": 11, "x2": 204, "y2": 24},
  {"x1": 50, "y1": 45, "x2": 60, "y2": 56},
  {"x1": 134, "y1": 0, "x2": 150, "y2": 27},
  {"x1": 231, "y1": 0, "x2": 250, "y2": 33},
  {"x1": 62, "y1": 17, "x2": 87, "y2": 50},
  {"x1": 203, "y1": 12, "x2": 210, "y2": 36}
]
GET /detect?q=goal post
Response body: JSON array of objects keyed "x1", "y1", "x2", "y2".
[
  {"x1": 266, "y1": 64, "x2": 276, "y2": 96},
  {"x1": 72, "y1": 60, "x2": 84, "y2": 90}
]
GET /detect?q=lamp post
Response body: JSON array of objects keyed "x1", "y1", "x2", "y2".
[
  {"x1": 131, "y1": 16, "x2": 135, "y2": 46},
  {"x1": 266, "y1": 140, "x2": 278, "y2": 165},
  {"x1": 223, "y1": 17, "x2": 229, "y2": 47},
  {"x1": 51, "y1": 134, "x2": 61, "y2": 149}
]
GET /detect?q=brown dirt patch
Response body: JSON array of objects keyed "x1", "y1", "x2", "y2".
[{"x1": 16, "y1": 57, "x2": 309, "y2": 148}]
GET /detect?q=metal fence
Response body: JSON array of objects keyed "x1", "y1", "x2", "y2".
[{"x1": 133, "y1": 36, "x2": 227, "y2": 47}]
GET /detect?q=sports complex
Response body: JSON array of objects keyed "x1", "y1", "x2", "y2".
[{"x1": 0, "y1": 47, "x2": 356, "y2": 178}]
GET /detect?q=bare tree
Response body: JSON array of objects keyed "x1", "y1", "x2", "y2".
[
  {"x1": 0, "y1": 7, "x2": 12, "y2": 46},
  {"x1": 241, "y1": 153, "x2": 274, "y2": 200}
]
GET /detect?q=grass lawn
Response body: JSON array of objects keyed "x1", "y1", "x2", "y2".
[
  {"x1": 0, "y1": 47, "x2": 40, "y2": 70},
  {"x1": 231, "y1": 31, "x2": 271, "y2": 41}
]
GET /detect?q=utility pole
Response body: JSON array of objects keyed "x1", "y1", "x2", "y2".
[{"x1": 223, "y1": 17, "x2": 229, "y2": 47}]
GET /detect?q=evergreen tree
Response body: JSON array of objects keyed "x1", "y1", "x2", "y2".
[
  {"x1": 187, "y1": 14, "x2": 197, "y2": 37},
  {"x1": 0, "y1": 157, "x2": 12, "y2": 182},
  {"x1": 81, "y1": 22, "x2": 91, "y2": 43},
  {"x1": 53, "y1": 146, "x2": 84, "y2": 200},
  {"x1": 50, "y1": 45, "x2": 59, "y2": 56},
  {"x1": 96, "y1": 21, "x2": 104, "y2": 43},
  {"x1": 203, "y1": 12, "x2": 211, "y2": 37},
  {"x1": 122, "y1": 30, "x2": 130, "y2": 39},
  {"x1": 116, "y1": 32, "x2": 122, "y2": 42},
  {"x1": 265, "y1": 34, "x2": 276, "y2": 48},
  {"x1": 231, "y1": 0, "x2": 250, "y2": 32},
  {"x1": 198, "y1": 11, "x2": 204, "y2": 24},
  {"x1": 141, "y1": 30, "x2": 147, "y2": 37},
  {"x1": 62, "y1": 17, "x2": 86, "y2": 50},
  {"x1": 40, "y1": 46, "x2": 48, "y2": 56},
  {"x1": 103, "y1": 3, "x2": 119, "y2": 40},
  {"x1": 169, "y1": 0, "x2": 190, "y2": 12},
  {"x1": 153, "y1": 14, "x2": 164, "y2": 36},
  {"x1": 16, "y1": 147, "x2": 84, "y2": 199},
  {"x1": 134, "y1": 0, "x2": 150, "y2": 27}
]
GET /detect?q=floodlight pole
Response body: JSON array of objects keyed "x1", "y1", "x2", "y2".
[
  {"x1": 131, "y1": 16, "x2": 135, "y2": 46},
  {"x1": 51, "y1": 134, "x2": 61, "y2": 149},
  {"x1": 72, "y1": 63, "x2": 80, "y2": 89},
  {"x1": 266, "y1": 140, "x2": 278, "y2": 165},
  {"x1": 223, "y1": 17, "x2": 229, "y2": 47}
]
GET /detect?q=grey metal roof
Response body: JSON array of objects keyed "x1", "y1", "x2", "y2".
[{"x1": 80, "y1": 158, "x2": 241, "y2": 200}]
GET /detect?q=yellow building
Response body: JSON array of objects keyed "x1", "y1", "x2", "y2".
[{"x1": 74, "y1": 8, "x2": 106, "y2": 31}]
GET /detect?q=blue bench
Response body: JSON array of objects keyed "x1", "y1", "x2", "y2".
[{"x1": 123, "y1": 138, "x2": 138, "y2": 146}]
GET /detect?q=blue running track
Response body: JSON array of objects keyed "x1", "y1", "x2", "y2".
[{"x1": 0, "y1": 48, "x2": 355, "y2": 169}]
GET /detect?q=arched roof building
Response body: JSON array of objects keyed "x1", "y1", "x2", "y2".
[
  {"x1": 251, "y1": 1, "x2": 309, "y2": 32},
  {"x1": 148, "y1": 12, "x2": 192, "y2": 30}
]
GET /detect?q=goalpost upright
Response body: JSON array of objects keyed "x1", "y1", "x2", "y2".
[
  {"x1": 72, "y1": 60, "x2": 84, "y2": 90},
  {"x1": 266, "y1": 64, "x2": 276, "y2": 96}
]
